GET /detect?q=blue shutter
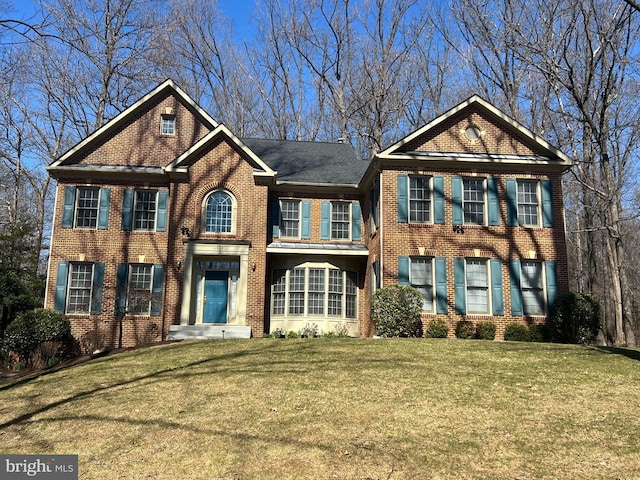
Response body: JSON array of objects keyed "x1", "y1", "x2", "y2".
[
  {"x1": 398, "y1": 256, "x2": 410, "y2": 285},
  {"x1": 454, "y1": 258, "x2": 466, "y2": 314},
  {"x1": 487, "y1": 178, "x2": 500, "y2": 226},
  {"x1": 352, "y1": 202, "x2": 362, "y2": 240},
  {"x1": 541, "y1": 180, "x2": 554, "y2": 227},
  {"x1": 91, "y1": 262, "x2": 105, "y2": 314},
  {"x1": 546, "y1": 260, "x2": 558, "y2": 315},
  {"x1": 506, "y1": 179, "x2": 518, "y2": 226},
  {"x1": 435, "y1": 257, "x2": 448, "y2": 314},
  {"x1": 452, "y1": 176, "x2": 463, "y2": 225},
  {"x1": 98, "y1": 188, "x2": 111, "y2": 229},
  {"x1": 121, "y1": 189, "x2": 134, "y2": 231},
  {"x1": 321, "y1": 202, "x2": 331, "y2": 240},
  {"x1": 397, "y1": 174, "x2": 408, "y2": 223},
  {"x1": 374, "y1": 260, "x2": 380, "y2": 289},
  {"x1": 54, "y1": 262, "x2": 69, "y2": 312},
  {"x1": 370, "y1": 183, "x2": 379, "y2": 230},
  {"x1": 491, "y1": 259, "x2": 504, "y2": 315},
  {"x1": 156, "y1": 191, "x2": 168, "y2": 232},
  {"x1": 509, "y1": 260, "x2": 523, "y2": 316},
  {"x1": 62, "y1": 187, "x2": 76, "y2": 228},
  {"x1": 434, "y1": 176, "x2": 445, "y2": 224},
  {"x1": 151, "y1": 264, "x2": 164, "y2": 316},
  {"x1": 115, "y1": 263, "x2": 129, "y2": 315},
  {"x1": 301, "y1": 201, "x2": 311, "y2": 239},
  {"x1": 269, "y1": 198, "x2": 280, "y2": 238}
]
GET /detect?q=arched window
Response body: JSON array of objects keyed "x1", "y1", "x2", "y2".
[{"x1": 204, "y1": 191, "x2": 233, "y2": 233}]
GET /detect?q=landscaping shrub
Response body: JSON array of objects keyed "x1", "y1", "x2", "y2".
[
  {"x1": 503, "y1": 323, "x2": 531, "y2": 342},
  {"x1": 371, "y1": 285, "x2": 423, "y2": 337},
  {"x1": 2, "y1": 309, "x2": 71, "y2": 366},
  {"x1": 550, "y1": 292, "x2": 601, "y2": 344},
  {"x1": 529, "y1": 323, "x2": 551, "y2": 343},
  {"x1": 425, "y1": 318, "x2": 449, "y2": 338},
  {"x1": 455, "y1": 320, "x2": 474, "y2": 339},
  {"x1": 475, "y1": 322, "x2": 496, "y2": 340}
]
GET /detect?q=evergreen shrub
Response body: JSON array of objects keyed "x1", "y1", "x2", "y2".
[
  {"x1": 475, "y1": 322, "x2": 497, "y2": 340},
  {"x1": 503, "y1": 323, "x2": 531, "y2": 342},
  {"x1": 455, "y1": 320, "x2": 474, "y2": 339},
  {"x1": 425, "y1": 318, "x2": 449, "y2": 338},
  {"x1": 371, "y1": 285, "x2": 423, "y2": 337}
]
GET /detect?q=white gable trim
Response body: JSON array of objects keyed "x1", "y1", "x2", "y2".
[
  {"x1": 166, "y1": 123, "x2": 276, "y2": 177},
  {"x1": 50, "y1": 79, "x2": 218, "y2": 168},
  {"x1": 378, "y1": 95, "x2": 573, "y2": 166}
]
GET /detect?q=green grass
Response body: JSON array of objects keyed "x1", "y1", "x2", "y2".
[{"x1": 1, "y1": 339, "x2": 640, "y2": 479}]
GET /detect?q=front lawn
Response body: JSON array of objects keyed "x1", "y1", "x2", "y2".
[{"x1": 1, "y1": 339, "x2": 639, "y2": 479}]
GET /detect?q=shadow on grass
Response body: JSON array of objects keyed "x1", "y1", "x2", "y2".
[
  {"x1": 589, "y1": 346, "x2": 640, "y2": 362},
  {"x1": 0, "y1": 340, "x2": 300, "y2": 429}
]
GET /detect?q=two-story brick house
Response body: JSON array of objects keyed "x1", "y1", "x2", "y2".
[{"x1": 45, "y1": 80, "x2": 572, "y2": 348}]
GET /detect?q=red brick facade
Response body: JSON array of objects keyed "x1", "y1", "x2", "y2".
[{"x1": 45, "y1": 82, "x2": 572, "y2": 348}]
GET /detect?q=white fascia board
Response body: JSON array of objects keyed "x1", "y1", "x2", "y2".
[
  {"x1": 166, "y1": 124, "x2": 276, "y2": 178},
  {"x1": 51, "y1": 79, "x2": 218, "y2": 168}
]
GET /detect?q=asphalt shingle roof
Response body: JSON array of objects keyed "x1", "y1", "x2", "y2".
[{"x1": 241, "y1": 138, "x2": 369, "y2": 185}]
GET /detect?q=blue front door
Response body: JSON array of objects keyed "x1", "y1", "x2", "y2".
[{"x1": 203, "y1": 271, "x2": 228, "y2": 324}]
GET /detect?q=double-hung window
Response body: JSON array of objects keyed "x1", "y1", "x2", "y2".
[
  {"x1": 463, "y1": 178, "x2": 485, "y2": 225},
  {"x1": 509, "y1": 259, "x2": 557, "y2": 317},
  {"x1": 115, "y1": 263, "x2": 165, "y2": 316},
  {"x1": 54, "y1": 261, "x2": 105, "y2": 315},
  {"x1": 331, "y1": 202, "x2": 350, "y2": 239},
  {"x1": 520, "y1": 261, "x2": 544, "y2": 315},
  {"x1": 67, "y1": 263, "x2": 94, "y2": 314},
  {"x1": 280, "y1": 200, "x2": 301, "y2": 238},
  {"x1": 465, "y1": 259, "x2": 490, "y2": 314},
  {"x1": 122, "y1": 189, "x2": 167, "y2": 232},
  {"x1": 517, "y1": 181, "x2": 539, "y2": 226},
  {"x1": 507, "y1": 179, "x2": 553, "y2": 227},
  {"x1": 454, "y1": 258, "x2": 504, "y2": 316},
  {"x1": 409, "y1": 176, "x2": 431, "y2": 223},
  {"x1": 75, "y1": 188, "x2": 100, "y2": 228},
  {"x1": 397, "y1": 174, "x2": 445, "y2": 224},
  {"x1": 288, "y1": 268, "x2": 306, "y2": 315},
  {"x1": 63, "y1": 186, "x2": 111, "y2": 230},
  {"x1": 410, "y1": 258, "x2": 434, "y2": 312},
  {"x1": 134, "y1": 190, "x2": 157, "y2": 231},
  {"x1": 128, "y1": 264, "x2": 154, "y2": 315}
]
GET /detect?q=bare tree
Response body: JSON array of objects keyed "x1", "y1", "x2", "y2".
[{"x1": 453, "y1": 0, "x2": 640, "y2": 346}]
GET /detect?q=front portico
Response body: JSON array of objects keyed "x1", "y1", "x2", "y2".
[{"x1": 179, "y1": 239, "x2": 251, "y2": 327}]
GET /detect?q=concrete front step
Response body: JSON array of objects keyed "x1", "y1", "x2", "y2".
[{"x1": 167, "y1": 325, "x2": 252, "y2": 340}]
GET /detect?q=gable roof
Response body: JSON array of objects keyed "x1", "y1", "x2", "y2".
[
  {"x1": 165, "y1": 124, "x2": 275, "y2": 179},
  {"x1": 378, "y1": 95, "x2": 573, "y2": 168},
  {"x1": 49, "y1": 79, "x2": 218, "y2": 169},
  {"x1": 241, "y1": 138, "x2": 368, "y2": 186}
]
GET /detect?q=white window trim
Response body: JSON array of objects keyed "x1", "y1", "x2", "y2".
[
  {"x1": 410, "y1": 257, "x2": 435, "y2": 312},
  {"x1": 202, "y1": 189, "x2": 237, "y2": 235},
  {"x1": 517, "y1": 180, "x2": 542, "y2": 228},
  {"x1": 408, "y1": 175, "x2": 433, "y2": 225},
  {"x1": 66, "y1": 262, "x2": 94, "y2": 315},
  {"x1": 126, "y1": 264, "x2": 155, "y2": 317},
  {"x1": 520, "y1": 260, "x2": 547, "y2": 316},
  {"x1": 464, "y1": 258, "x2": 491, "y2": 315},
  {"x1": 462, "y1": 178, "x2": 487, "y2": 226},
  {"x1": 280, "y1": 199, "x2": 302, "y2": 239},
  {"x1": 160, "y1": 115, "x2": 176, "y2": 135},
  {"x1": 330, "y1": 201, "x2": 352, "y2": 241},
  {"x1": 133, "y1": 190, "x2": 158, "y2": 232},
  {"x1": 74, "y1": 187, "x2": 100, "y2": 229},
  {"x1": 271, "y1": 264, "x2": 358, "y2": 319}
]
